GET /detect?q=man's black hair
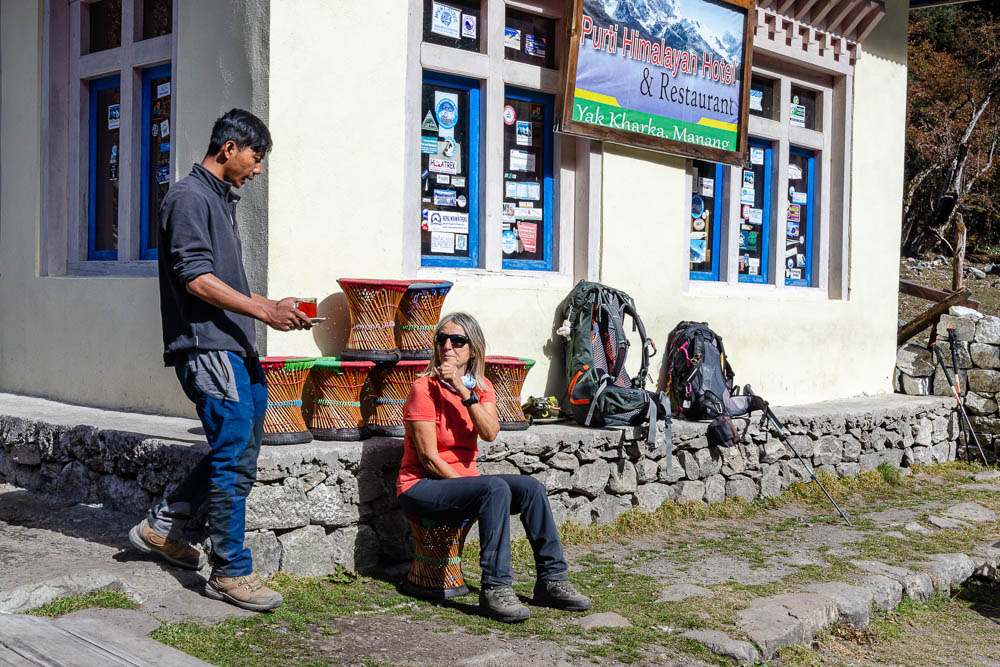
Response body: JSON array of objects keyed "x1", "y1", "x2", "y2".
[{"x1": 206, "y1": 108, "x2": 273, "y2": 157}]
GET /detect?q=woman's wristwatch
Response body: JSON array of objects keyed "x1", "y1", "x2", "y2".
[{"x1": 461, "y1": 391, "x2": 479, "y2": 407}]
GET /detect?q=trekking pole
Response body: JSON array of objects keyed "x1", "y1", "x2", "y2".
[
  {"x1": 744, "y1": 386, "x2": 852, "y2": 527},
  {"x1": 946, "y1": 328, "x2": 972, "y2": 464},
  {"x1": 930, "y1": 341, "x2": 991, "y2": 469}
]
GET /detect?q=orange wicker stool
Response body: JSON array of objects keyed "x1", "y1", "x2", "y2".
[
  {"x1": 308, "y1": 358, "x2": 376, "y2": 441},
  {"x1": 396, "y1": 281, "x2": 453, "y2": 360},
  {"x1": 338, "y1": 278, "x2": 411, "y2": 362},
  {"x1": 261, "y1": 356, "x2": 316, "y2": 446},
  {"x1": 363, "y1": 359, "x2": 427, "y2": 437},
  {"x1": 484, "y1": 356, "x2": 535, "y2": 431},
  {"x1": 401, "y1": 514, "x2": 477, "y2": 599}
]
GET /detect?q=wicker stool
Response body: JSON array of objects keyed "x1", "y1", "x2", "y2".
[
  {"x1": 261, "y1": 356, "x2": 315, "y2": 445},
  {"x1": 308, "y1": 358, "x2": 376, "y2": 441},
  {"x1": 362, "y1": 359, "x2": 427, "y2": 437},
  {"x1": 338, "y1": 278, "x2": 411, "y2": 362},
  {"x1": 484, "y1": 356, "x2": 535, "y2": 431},
  {"x1": 396, "y1": 281, "x2": 453, "y2": 360},
  {"x1": 401, "y1": 514, "x2": 477, "y2": 599}
]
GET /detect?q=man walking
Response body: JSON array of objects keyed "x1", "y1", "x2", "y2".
[{"x1": 130, "y1": 109, "x2": 309, "y2": 612}]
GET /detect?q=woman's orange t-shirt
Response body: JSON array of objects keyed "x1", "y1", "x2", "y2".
[{"x1": 396, "y1": 375, "x2": 497, "y2": 496}]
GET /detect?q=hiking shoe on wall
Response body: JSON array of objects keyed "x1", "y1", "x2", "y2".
[
  {"x1": 206, "y1": 573, "x2": 283, "y2": 612},
  {"x1": 479, "y1": 585, "x2": 530, "y2": 623},
  {"x1": 128, "y1": 519, "x2": 207, "y2": 570},
  {"x1": 533, "y1": 579, "x2": 591, "y2": 611}
]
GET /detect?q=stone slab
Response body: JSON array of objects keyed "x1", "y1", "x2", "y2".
[
  {"x1": 943, "y1": 502, "x2": 997, "y2": 523},
  {"x1": 919, "y1": 553, "x2": 976, "y2": 592},
  {"x1": 735, "y1": 593, "x2": 839, "y2": 660},
  {"x1": 856, "y1": 574, "x2": 902, "y2": 611},
  {"x1": 681, "y1": 629, "x2": 759, "y2": 665},
  {"x1": 577, "y1": 611, "x2": 632, "y2": 630},
  {"x1": 904, "y1": 521, "x2": 932, "y2": 535},
  {"x1": 56, "y1": 607, "x2": 162, "y2": 637},
  {"x1": 804, "y1": 582, "x2": 874, "y2": 628},
  {"x1": 927, "y1": 515, "x2": 971, "y2": 530},
  {"x1": 657, "y1": 584, "x2": 713, "y2": 602},
  {"x1": 137, "y1": 587, "x2": 257, "y2": 625}
]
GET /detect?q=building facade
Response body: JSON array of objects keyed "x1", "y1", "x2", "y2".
[{"x1": 0, "y1": 0, "x2": 906, "y2": 417}]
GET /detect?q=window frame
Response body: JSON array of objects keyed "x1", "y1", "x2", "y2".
[
  {"x1": 785, "y1": 145, "x2": 815, "y2": 288},
  {"x1": 689, "y1": 161, "x2": 724, "y2": 283},
  {"x1": 88, "y1": 73, "x2": 122, "y2": 261},
  {"x1": 139, "y1": 62, "x2": 171, "y2": 260}
]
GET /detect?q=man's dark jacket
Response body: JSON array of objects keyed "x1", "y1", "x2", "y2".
[{"x1": 158, "y1": 164, "x2": 257, "y2": 366}]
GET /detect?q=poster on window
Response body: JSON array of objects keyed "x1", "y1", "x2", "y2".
[{"x1": 559, "y1": 0, "x2": 754, "y2": 166}]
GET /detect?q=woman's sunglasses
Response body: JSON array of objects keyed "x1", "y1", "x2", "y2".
[{"x1": 435, "y1": 333, "x2": 470, "y2": 348}]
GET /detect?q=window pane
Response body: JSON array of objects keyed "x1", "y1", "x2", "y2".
[
  {"x1": 420, "y1": 76, "x2": 475, "y2": 263},
  {"x1": 504, "y1": 9, "x2": 556, "y2": 69},
  {"x1": 142, "y1": 0, "x2": 173, "y2": 40},
  {"x1": 738, "y1": 140, "x2": 771, "y2": 283},
  {"x1": 749, "y1": 76, "x2": 775, "y2": 120},
  {"x1": 88, "y1": 0, "x2": 122, "y2": 54},
  {"x1": 501, "y1": 93, "x2": 550, "y2": 268},
  {"x1": 145, "y1": 71, "x2": 172, "y2": 255},
  {"x1": 423, "y1": 0, "x2": 481, "y2": 53},
  {"x1": 91, "y1": 80, "x2": 121, "y2": 257},
  {"x1": 690, "y1": 161, "x2": 721, "y2": 280},
  {"x1": 785, "y1": 148, "x2": 814, "y2": 287},
  {"x1": 790, "y1": 86, "x2": 818, "y2": 130}
]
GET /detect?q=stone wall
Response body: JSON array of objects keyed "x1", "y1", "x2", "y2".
[
  {"x1": 0, "y1": 394, "x2": 957, "y2": 576},
  {"x1": 895, "y1": 306, "x2": 1000, "y2": 459}
]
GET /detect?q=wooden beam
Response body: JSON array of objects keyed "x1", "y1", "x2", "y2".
[
  {"x1": 842, "y1": 1, "x2": 874, "y2": 38},
  {"x1": 899, "y1": 279, "x2": 980, "y2": 309},
  {"x1": 854, "y1": 5, "x2": 886, "y2": 42},
  {"x1": 811, "y1": 0, "x2": 838, "y2": 28},
  {"x1": 897, "y1": 288, "x2": 973, "y2": 346},
  {"x1": 826, "y1": 0, "x2": 862, "y2": 34},
  {"x1": 795, "y1": 0, "x2": 822, "y2": 21},
  {"x1": 778, "y1": 0, "x2": 797, "y2": 15}
]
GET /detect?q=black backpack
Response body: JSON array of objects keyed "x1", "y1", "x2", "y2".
[
  {"x1": 559, "y1": 281, "x2": 672, "y2": 449},
  {"x1": 666, "y1": 322, "x2": 764, "y2": 420}
]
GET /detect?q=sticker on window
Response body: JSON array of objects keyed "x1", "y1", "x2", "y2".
[
  {"x1": 504, "y1": 27, "x2": 521, "y2": 50},
  {"x1": 431, "y1": 231, "x2": 455, "y2": 253},
  {"x1": 750, "y1": 147, "x2": 764, "y2": 165},
  {"x1": 461, "y1": 14, "x2": 476, "y2": 39},
  {"x1": 525, "y1": 34, "x2": 546, "y2": 58},
  {"x1": 108, "y1": 104, "x2": 121, "y2": 130},
  {"x1": 431, "y1": 2, "x2": 461, "y2": 39},
  {"x1": 516, "y1": 121, "x2": 532, "y2": 146}
]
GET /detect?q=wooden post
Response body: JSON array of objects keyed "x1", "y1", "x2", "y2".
[{"x1": 953, "y1": 212, "x2": 966, "y2": 291}]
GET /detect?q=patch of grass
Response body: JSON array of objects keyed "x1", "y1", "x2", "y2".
[{"x1": 27, "y1": 590, "x2": 137, "y2": 617}]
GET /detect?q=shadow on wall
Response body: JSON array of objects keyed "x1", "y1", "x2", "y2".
[
  {"x1": 312, "y1": 292, "x2": 351, "y2": 357},
  {"x1": 541, "y1": 292, "x2": 571, "y2": 402}
]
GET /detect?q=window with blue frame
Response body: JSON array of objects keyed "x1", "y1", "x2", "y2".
[
  {"x1": 738, "y1": 138, "x2": 772, "y2": 284},
  {"x1": 690, "y1": 160, "x2": 724, "y2": 281},
  {"x1": 420, "y1": 72, "x2": 479, "y2": 267},
  {"x1": 501, "y1": 88, "x2": 553, "y2": 271},
  {"x1": 89, "y1": 75, "x2": 121, "y2": 261},
  {"x1": 785, "y1": 147, "x2": 815, "y2": 287},
  {"x1": 140, "y1": 64, "x2": 171, "y2": 260}
]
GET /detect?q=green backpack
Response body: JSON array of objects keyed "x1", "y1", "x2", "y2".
[{"x1": 559, "y1": 281, "x2": 672, "y2": 453}]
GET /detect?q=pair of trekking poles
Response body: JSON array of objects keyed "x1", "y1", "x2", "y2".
[{"x1": 930, "y1": 327, "x2": 991, "y2": 469}]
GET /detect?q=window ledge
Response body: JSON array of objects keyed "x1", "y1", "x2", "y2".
[
  {"x1": 686, "y1": 280, "x2": 834, "y2": 301},
  {"x1": 415, "y1": 267, "x2": 574, "y2": 290},
  {"x1": 65, "y1": 261, "x2": 158, "y2": 278}
]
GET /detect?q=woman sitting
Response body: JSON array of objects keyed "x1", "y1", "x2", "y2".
[{"x1": 397, "y1": 312, "x2": 591, "y2": 623}]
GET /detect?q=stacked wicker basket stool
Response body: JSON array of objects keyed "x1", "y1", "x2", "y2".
[
  {"x1": 260, "y1": 356, "x2": 316, "y2": 445},
  {"x1": 308, "y1": 357, "x2": 376, "y2": 441},
  {"x1": 484, "y1": 356, "x2": 535, "y2": 431},
  {"x1": 401, "y1": 514, "x2": 477, "y2": 599}
]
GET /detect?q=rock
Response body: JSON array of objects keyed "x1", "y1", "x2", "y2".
[
  {"x1": 137, "y1": 587, "x2": 256, "y2": 625},
  {"x1": 965, "y1": 392, "x2": 998, "y2": 416},
  {"x1": 657, "y1": 455, "x2": 683, "y2": 483},
  {"x1": 607, "y1": 460, "x2": 638, "y2": 494},
  {"x1": 921, "y1": 553, "x2": 976, "y2": 592},
  {"x1": 760, "y1": 465, "x2": 782, "y2": 498},
  {"x1": 968, "y1": 369, "x2": 1000, "y2": 393},
  {"x1": 245, "y1": 479, "x2": 309, "y2": 531},
  {"x1": 56, "y1": 461, "x2": 92, "y2": 503},
  {"x1": 635, "y1": 483, "x2": 673, "y2": 511},
  {"x1": 973, "y1": 471, "x2": 1000, "y2": 481},
  {"x1": 935, "y1": 341, "x2": 973, "y2": 369},
  {"x1": 681, "y1": 629, "x2": 759, "y2": 665},
  {"x1": 56, "y1": 607, "x2": 161, "y2": 638},
  {"x1": 575, "y1": 447, "x2": 600, "y2": 463},
  {"x1": 726, "y1": 476, "x2": 757, "y2": 502},
  {"x1": 695, "y1": 448, "x2": 722, "y2": 477},
  {"x1": 569, "y1": 460, "x2": 611, "y2": 499},
  {"x1": 804, "y1": 582, "x2": 874, "y2": 628},
  {"x1": 675, "y1": 480, "x2": 705, "y2": 503},
  {"x1": 578, "y1": 611, "x2": 632, "y2": 630},
  {"x1": 547, "y1": 452, "x2": 579, "y2": 471},
  {"x1": 931, "y1": 442, "x2": 951, "y2": 464},
  {"x1": 762, "y1": 440, "x2": 786, "y2": 464},
  {"x1": 243, "y1": 530, "x2": 282, "y2": 578},
  {"x1": 971, "y1": 343, "x2": 1000, "y2": 369},
  {"x1": 812, "y1": 436, "x2": 843, "y2": 466},
  {"x1": 840, "y1": 435, "x2": 862, "y2": 461},
  {"x1": 896, "y1": 344, "x2": 936, "y2": 377},
  {"x1": 719, "y1": 445, "x2": 745, "y2": 475},
  {"x1": 635, "y1": 458, "x2": 658, "y2": 483},
  {"x1": 950, "y1": 305, "x2": 984, "y2": 321},
  {"x1": 927, "y1": 515, "x2": 970, "y2": 530},
  {"x1": 735, "y1": 593, "x2": 839, "y2": 660},
  {"x1": 859, "y1": 452, "x2": 881, "y2": 472},
  {"x1": 328, "y1": 524, "x2": 381, "y2": 573},
  {"x1": 944, "y1": 502, "x2": 997, "y2": 523},
  {"x1": 307, "y1": 483, "x2": 360, "y2": 528},
  {"x1": 532, "y1": 468, "x2": 572, "y2": 493},
  {"x1": 658, "y1": 584, "x2": 713, "y2": 602},
  {"x1": 933, "y1": 369, "x2": 968, "y2": 397},
  {"x1": 278, "y1": 525, "x2": 335, "y2": 577},
  {"x1": 901, "y1": 572, "x2": 934, "y2": 602},
  {"x1": 975, "y1": 315, "x2": 1000, "y2": 344},
  {"x1": 911, "y1": 420, "x2": 933, "y2": 446},
  {"x1": 937, "y1": 314, "x2": 976, "y2": 341},
  {"x1": 906, "y1": 446, "x2": 932, "y2": 466},
  {"x1": 478, "y1": 460, "x2": 520, "y2": 476},
  {"x1": 970, "y1": 416, "x2": 1000, "y2": 435},
  {"x1": 678, "y1": 450, "x2": 701, "y2": 480},
  {"x1": 704, "y1": 475, "x2": 726, "y2": 504},
  {"x1": 856, "y1": 574, "x2": 902, "y2": 611}
]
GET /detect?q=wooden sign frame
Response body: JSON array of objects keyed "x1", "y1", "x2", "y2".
[{"x1": 558, "y1": 0, "x2": 755, "y2": 166}]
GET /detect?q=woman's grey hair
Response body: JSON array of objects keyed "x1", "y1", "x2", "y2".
[{"x1": 419, "y1": 312, "x2": 488, "y2": 391}]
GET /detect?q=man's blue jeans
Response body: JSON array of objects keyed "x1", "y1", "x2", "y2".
[{"x1": 150, "y1": 351, "x2": 267, "y2": 577}]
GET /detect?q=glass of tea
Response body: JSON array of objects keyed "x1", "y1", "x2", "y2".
[{"x1": 295, "y1": 298, "x2": 317, "y2": 319}]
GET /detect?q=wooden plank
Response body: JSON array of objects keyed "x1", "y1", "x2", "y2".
[
  {"x1": 899, "y1": 279, "x2": 980, "y2": 310},
  {"x1": 897, "y1": 288, "x2": 972, "y2": 346}
]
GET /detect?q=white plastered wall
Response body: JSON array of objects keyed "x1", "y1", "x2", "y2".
[{"x1": 0, "y1": 0, "x2": 269, "y2": 417}]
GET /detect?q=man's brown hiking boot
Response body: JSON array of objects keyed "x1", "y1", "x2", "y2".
[
  {"x1": 205, "y1": 572, "x2": 283, "y2": 612},
  {"x1": 533, "y1": 579, "x2": 591, "y2": 611},
  {"x1": 128, "y1": 519, "x2": 207, "y2": 570},
  {"x1": 479, "y1": 585, "x2": 530, "y2": 623}
]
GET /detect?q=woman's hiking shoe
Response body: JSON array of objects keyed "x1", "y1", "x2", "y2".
[
  {"x1": 128, "y1": 519, "x2": 207, "y2": 570},
  {"x1": 533, "y1": 579, "x2": 591, "y2": 611},
  {"x1": 205, "y1": 573, "x2": 283, "y2": 612},
  {"x1": 479, "y1": 585, "x2": 530, "y2": 623}
]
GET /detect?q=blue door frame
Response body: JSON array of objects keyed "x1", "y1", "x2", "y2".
[
  {"x1": 786, "y1": 146, "x2": 815, "y2": 287},
  {"x1": 421, "y1": 72, "x2": 480, "y2": 269},
  {"x1": 690, "y1": 162, "x2": 724, "y2": 282},
  {"x1": 502, "y1": 87, "x2": 554, "y2": 272},
  {"x1": 739, "y1": 138, "x2": 771, "y2": 284},
  {"x1": 88, "y1": 74, "x2": 121, "y2": 261},
  {"x1": 139, "y1": 63, "x2": 171, "y2": 261}
]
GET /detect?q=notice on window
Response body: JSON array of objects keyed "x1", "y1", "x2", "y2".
[
  {"x1": 427, "y1": 210, "x2": 468, "y2": 234},
  {"x1": 516, "y1": 182, "x2": 540, "y2": 200},
  {"x1": 461, "y1": 14, "x2": 476, "y2": 38},
  {"x1": 156, "y1": 82, "x2": 171, "y2": 99},
  {"x1": 790, "y1": 103, "x2": 806, "y2": 127},
  {"x1": 509, "y1": 149, "x2": 536, "y2": 172},
  {"x1": 514, "y1": 206, "x2": 542, "y2": 220},
  {"x1": 699, "y1": 178, "x2": 714, "y2": 198},
  {"x1": 430, "y1": 231, "x2": 455, "y2": 253},
  {"x1": 750, "y1": 89, "x2": 763, "y2": 111},
  {"x1": 750, "y1": 147, "x2": 764, "y2": 165},
  {"x1": 516, "y1": 222, "x2": 538, "y2": 253},
  {"x1": 740, "y1": 187, "x2": 755, "y2": 205},
  {"x1": 429, "y1": 156, "x2": 458, "y2": 174},
  {"x1": 504, "y1": 27, "x2": 521, "y2": 50},
  {"x1": 788, "y1": 164, "x2": 803, "y2": 181},
  {"x1": 108, "y1": 104, "x2": 120, "y2": 130},
  {"x1": 431, "y1": 2, "x2": 461, "y2": 38},
  {"x1": 516, "y1": 121, "x2": 532, "y2": 146}
]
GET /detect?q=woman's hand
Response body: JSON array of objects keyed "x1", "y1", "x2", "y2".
[{"x1": 438, "y1": 358, "x2": 465, "y2": 391}]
